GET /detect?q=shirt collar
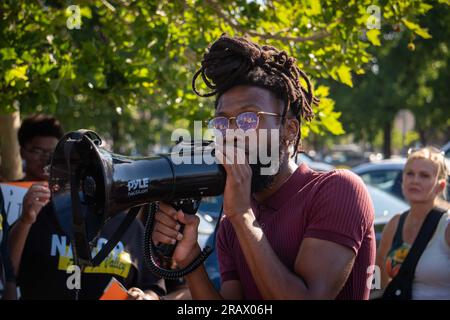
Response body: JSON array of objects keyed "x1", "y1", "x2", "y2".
[{"x1": 251, "y1": 162, "x2": 313, "y2": 212}]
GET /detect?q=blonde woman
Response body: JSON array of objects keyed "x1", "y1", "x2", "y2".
[{"x1": 376, "y1": 147, "x2": 450, "y2": 299}]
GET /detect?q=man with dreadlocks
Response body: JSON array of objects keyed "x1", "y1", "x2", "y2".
[{"x1": 152, "y1": 34, "x2": 376, "y2": 300}]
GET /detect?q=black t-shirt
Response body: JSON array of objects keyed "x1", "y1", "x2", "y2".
[
  {"x1": 1, "y1": 191, "x2": 15, "y2": 295},
  {"x1": 17, "y1": 203, "x2": 165, "y2": 300}
]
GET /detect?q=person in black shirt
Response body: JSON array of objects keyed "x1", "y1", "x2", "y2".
[
  {"x1": 17, "y1": 203, "x2": 165, "y2": 300},
  {"x1": 8, "y1": 114, "x2": 166, "y2": 299},
  {"x1": 0, "y1": 190, "x2": 16, "y2": 299}
]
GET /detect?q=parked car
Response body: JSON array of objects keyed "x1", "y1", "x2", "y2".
[
  {"x1": 352, "y1": 158, "x2": 450, "y2": 200},
  {"x1": 197, "y1": 212, "x2": 216, "y2": 249},
  {"x1": 295, "y1": 153, "x2": 334, "y2": 172},
  {"x1": 366, "y1": 184, "x2": 409, "y2": 242},
  {"x1": 442, "y1": 140, "x2": 450, "y2": 160},
  {"x1": 197, "y1": 196, "x2": 223, "y2": 249},
  {"x1": 352, "y1": 158, "x2": 406, "y2": 200},
  {"x1": 323, "y1": 144, "x2": 368, "y2": 168},
  {"x1": 198, "y1": 195, "x2": 223, "y2": 222}
]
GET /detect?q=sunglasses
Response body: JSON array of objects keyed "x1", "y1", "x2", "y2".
[
  {"x1": 207, "y1": 111, "x2": 282, "y2": 134},
  {"x1": 24, "y1": 146, "x2": 54, "y2": 159},
  {"x1": 407, "y1": 146, "x2": 445, "y2": 157},
  {"x1": 407, "y1": 146, "x2": 448, "y2": 177}
]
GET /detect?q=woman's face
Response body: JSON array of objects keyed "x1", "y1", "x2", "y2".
[{"x1": 402, "y1": 158, "x2": 443, "y2": 204}]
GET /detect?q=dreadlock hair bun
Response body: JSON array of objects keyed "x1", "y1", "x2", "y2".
[{"x1": 192, "y1": 34, "x2": 318, "y2": 124}]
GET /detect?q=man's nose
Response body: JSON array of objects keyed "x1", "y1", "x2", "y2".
[{"x1": 228, "y1": 118, "x2": 238, "y2": 130}]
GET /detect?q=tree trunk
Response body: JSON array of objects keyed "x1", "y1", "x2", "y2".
[
  {"x1": 418, "y1": 128, "x2": 427, "y2": 146},
  {"x1": 0, "y1": 111, "x2": 23, "y2": 181},
  {"x1": 383, "y1": 120, "x2": 392, "y2": 159}
]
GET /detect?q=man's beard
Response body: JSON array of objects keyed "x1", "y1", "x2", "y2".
[{"x1": 249, "y1": 145, "x2": 287, "y2": 193}]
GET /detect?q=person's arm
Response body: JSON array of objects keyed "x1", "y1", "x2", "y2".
[
  {"x1": 375, "y1": 215, "x2": 400, "y2": 290},
  {"x1": 155, "y1": 209, "x2": 355, "y2": 300},
  {"x1": 181, "y1": 247, "x2": 244, "y2": 300},
  {"x1": 162, "y1": 279, "x2": 192, "y2": 300},
  {"x1": 8, "y1": 182, "x2": 50, "y2": 275},
  {"x1": 182, "y1": 257, "x2": 223, "y2": 300},
  {"x1": 1, "y1": 213, "x2": 17, "y2": 300},
  {"x1": 152, "y1": 204, "x2": 244, "y2": 300},
  {"x1": 227, "y1": 210, "x2": 356, "y2": 299}
]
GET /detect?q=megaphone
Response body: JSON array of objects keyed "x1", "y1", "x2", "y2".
[{"x1": 49, "y1": 130, "x2": 225, "y2": 278}]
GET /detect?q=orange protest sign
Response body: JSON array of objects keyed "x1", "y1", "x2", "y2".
[
  {"x1": 0, "y1": 181, "x2": 43, "y2": 225},
  {"x1": 2, "y1": 181, "x2": 38, "y2": 188},
  {"x1": 100, "y1": 277, "x2": 129, "y2": 300}
]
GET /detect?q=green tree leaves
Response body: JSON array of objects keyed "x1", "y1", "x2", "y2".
[
  {"x1": 366, "y1": 29, "x2": 381, "y2": 46},
  {"x1": 0, "y1": 0, "x2": 440, "y2": 153},
  {"x1": 402, "y1": 18, "x2": 432, "y2": 39}
]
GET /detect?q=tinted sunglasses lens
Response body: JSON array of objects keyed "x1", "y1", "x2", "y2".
[
  {"x1": 208, "y1": 117, "x2": 228, "y2": 135},
  {"x1": 236, "y1": 112, "x2": 258, "y2": 131}
]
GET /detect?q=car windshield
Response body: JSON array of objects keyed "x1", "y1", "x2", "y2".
[{"x1": 359, "y1": 170, "x2": 402, "y2": 196}]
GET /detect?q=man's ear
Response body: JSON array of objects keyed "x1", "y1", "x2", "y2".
[{"x1": 284, "y1": 117, "x2": 299, "y2": 143}]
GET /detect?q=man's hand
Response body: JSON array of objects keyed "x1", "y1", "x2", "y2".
[
  {"x1": 151, "y1": 202, "x2": 201, "y2": 266},
  {"x1": 127, "y1": 287, "x2": 160, "y2": 300},
  {"x1": 20, "y1": 182, "x2": 50, "y2": 225},
  {"x1": 215, "y1": 146, "x2": 253, "y2": 220}
]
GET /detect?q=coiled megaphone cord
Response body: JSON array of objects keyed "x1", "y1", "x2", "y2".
[{"x1": 143, "y1": 202, "x2": 214, "y2": 280}]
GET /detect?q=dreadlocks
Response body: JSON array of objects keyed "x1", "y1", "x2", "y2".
[{"x1": 192, "y1": 34, "x2": 319, "y2": 153}]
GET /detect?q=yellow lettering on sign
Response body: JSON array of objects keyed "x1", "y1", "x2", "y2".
[{"x1": 57, "y1": 246, "x2": 132, "y2": 278}]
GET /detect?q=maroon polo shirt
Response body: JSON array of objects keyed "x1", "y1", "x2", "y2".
[{"x1": 216, "y1": 163, "x2": 376, "y2": 300}]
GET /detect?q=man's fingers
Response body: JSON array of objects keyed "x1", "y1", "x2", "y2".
[
  {"x1": 31, "y1": 192, "x2": 51, "y2": 199},
  {"x1": 158, "y1": 202, "x2": 178, "y2": 218},
  {"x1": 28, "y1": 186, "x2": 51, "y2": 194},
  {"x1": 30, "y1": 182, "x2": 50, "y2": 190},
  {"x1": 32, "y1": 181, "x2": 49, "y2": 188},
  {"x1": 24, "y1": 192, "x2": 50, "y2": 206},
  {"x1": 176, "y1": 211, "x2": 199, "y2": 227},
  {"x1": 154, "y1": 221, "x2": 181, "y2": 240},
  {"x1": 127, "y1": 288, "x2": 144, "y2": 300},
  {"x1": 215, "y1": 148, "x2": 251, "y2": 180},
  {"x1": 152, "y1": 230, "x2": 177, "y2": 245},
  {"x1": 234, "y1": 160, "x2": 252, "y2": 177},
  {"x1": 214, "y1": 149, "x2": 232, "y2": 172},
  {"x1": 154, "y1": 211, "x2": 179, "y2": 229},
  {"x1": 215, "y1": 147, "x2": 248, "y2": 167}
]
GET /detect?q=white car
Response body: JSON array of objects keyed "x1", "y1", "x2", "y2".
[
  {"x1": 295, "y1": 153, "x2": 335, "y2": 172},
  {"x1": 442, "y1": 141, "x2": 450, "y2": 161},
  {"x1": 366, "y1": 184, "x2": 409, "y2": 242},
  {"x1": 353, "y1": 157, "x2": 450, "y2": 200},
  {"x1": 353, "y1": 159, "x2": 406, "y2": 200}
]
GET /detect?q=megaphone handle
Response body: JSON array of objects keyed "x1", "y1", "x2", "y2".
[
  {"x1": 154, "y1": 198, "x2": 200, "y2": 265},
  {"x1": 155, "y1": 223, "x2": 185, "y2": 259}
]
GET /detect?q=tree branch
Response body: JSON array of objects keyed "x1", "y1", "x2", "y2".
[
  {"x1": 100, "y1": 0, "x2": 116, "y2": 12},
  {"x1": 205, "y1": 0, "x2": 330, "y2": 43}
]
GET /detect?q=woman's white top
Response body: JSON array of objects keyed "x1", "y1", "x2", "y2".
[{"x1": 412, "y1": 211, "x2": 450, "y2": 300}]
